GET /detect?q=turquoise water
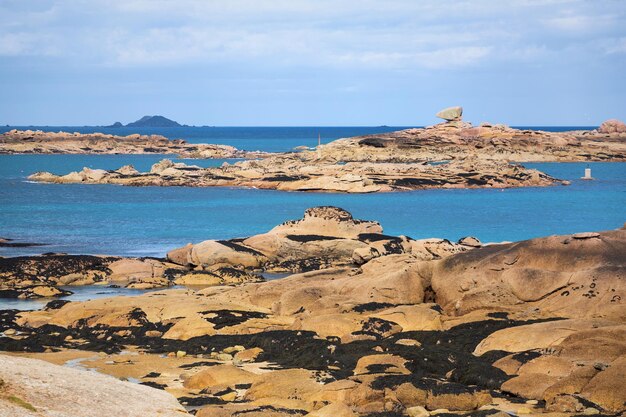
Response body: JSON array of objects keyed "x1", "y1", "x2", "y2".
[
  {"x1": 0, "y1": 126, "x2": 624, "y2": 258},
  {"x1": 0, "y1": 126, "x2": 410, "y2": 153},
  {"x1": 0, "y1": 285, "x2": 172, "y2": 311}
]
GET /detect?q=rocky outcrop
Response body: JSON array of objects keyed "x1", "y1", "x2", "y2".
[
  {"x1": 29, "y1": 156, "x2": 564, "y2": 193},
  {"x1": 26, "y1": 118, "x2": 626, "y2": 193},
  {"x1": 0, "y1": 129, "x2": 268, "y2": 159},
  {"x1": 324, "y1": 121, "x2": 626, "y2": 163},
  {"x1": 598, "y1": 119, "x2": 626, "y2": 134},
  {"x1": 0, "y1": 255, "x2": 186, "y2": 297},
  {"x1": 1, "y1": 210, "x2": 623, "y2": 416},
  {"x1": 0, "y1": 354, "x2": 190, "y2": 416},
  {"x1": 430, "y1": 227, "x2": 626, "y2": 320},
  {"x1": 14, "y1": 115, "x2": 626, "y2": 193},
  {"x1": 166, "y1": 207, "x2": 472, "y2": 273}
]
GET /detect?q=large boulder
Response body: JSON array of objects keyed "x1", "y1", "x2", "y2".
[
  {"x1": 431, "y1": 228, "x2": 626, "y2": 319},
  {"x1": 0, "y1": 354, "x2": 189, "y2": 417},
  {"x1": 598, "y1": 119, "x2": 626, "y2": 134},
  {"x1": 189, "y1": 240, "x2": 267, "y2": 269},
  {"x1": 436, "y1": 106, "x2": 463, "y2": 122}
]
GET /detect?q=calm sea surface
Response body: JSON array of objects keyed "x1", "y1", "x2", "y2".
[{"x1": 0, "y1": 126, "x2": 624, "y2": 258}]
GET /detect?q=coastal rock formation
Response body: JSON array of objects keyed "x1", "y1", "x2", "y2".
[
  {"x1": 0, "y1": 129, "x2": 267, "y2": 159},
  {"x1": 0, "y1": 354, "x2": 189, "y2": 416},
  {"x1": 29, "y1": 156, "x2": 563, "y2": 192},
  {"x1": 323, "y1": 121, "x2": 626, "y2": 163},
  {"x1": 435, "y1": 106, "x2": 463, "y2": 121},
  {"x1": 167, "y1": 207, "x2": 471, "y2": 273},
  {"x1": 1, "y1": 209, "x2": 623, "y2": 416},
  {"x1": 25, "y1": 117, "x2": 626, "y2": 193},
  {"x1": 0, "y1": 254, "x2": 187, "y2": 297},
  {"x1": 0, "y1": 254, "x2": 270, "y2": 298},
  {"x1": 430, "y1": 227, "x2": 626, "y2": 320},
  {"x1": 598, "y1": 118, "x2": 626, "y2": 134}
]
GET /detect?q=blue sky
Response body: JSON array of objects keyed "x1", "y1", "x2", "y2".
[{"x1": 1, "y1": 0, "x2": 625, "y2": 126}]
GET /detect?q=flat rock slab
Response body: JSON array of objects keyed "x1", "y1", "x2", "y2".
[
  {"x1": 0, "y1": 354, "x2": 190, "y2": 417},
  {"x1": 572, "y1": 232, "x2": 601, "y2": 239}
]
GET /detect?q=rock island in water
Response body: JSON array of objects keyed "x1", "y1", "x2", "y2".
[{"x1": 22, "y1": 109, "x2": 626, "y2": 193}]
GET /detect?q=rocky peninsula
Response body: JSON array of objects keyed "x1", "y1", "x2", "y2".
[
  {"x1": 0, "y1": 129, "x2": 268, "y2": 159},
  {"x1": 23, "y1": 110, "x2": 626, "y2": 193},
  {"x1": 1, "y1": 207, "x2": 625, "y2": 416}
]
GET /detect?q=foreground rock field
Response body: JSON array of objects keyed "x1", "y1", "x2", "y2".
[{"x1": 1, "y1": 207, "x2": 624, "y2": 416}]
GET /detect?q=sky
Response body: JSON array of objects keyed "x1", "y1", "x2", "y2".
[{"x1": 1, "y1": 0, "x2": 625, "y2": 126}]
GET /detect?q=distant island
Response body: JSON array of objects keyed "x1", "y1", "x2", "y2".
[{"x1": 107, "y1": 115, "x2": 182, "y2": 128}]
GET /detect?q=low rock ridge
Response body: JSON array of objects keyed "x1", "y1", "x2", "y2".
[
  {"x1": 1, "y1": 209, "x2": 624, "y2": 416},
  {"x1": 323, "y1": 119, "x2": 626, "y2": 164},
  {"x1": 28, "y1": 156, "x2": 565, "y2": 193},
  {"x1": 0, "y1": 129, "x2": 269, "y2": 159}
]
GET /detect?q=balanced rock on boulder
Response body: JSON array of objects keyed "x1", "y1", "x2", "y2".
[{"x1": 436, "y1": 106, "x2": 463, "y2": 122}]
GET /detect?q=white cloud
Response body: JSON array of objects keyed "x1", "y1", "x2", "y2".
[
  {"x1": 604, "y1": 37, "x2": 626, "y2": 54},
  {"x1": 0, "y1": 0, "x2": 624, "y2": 72}
]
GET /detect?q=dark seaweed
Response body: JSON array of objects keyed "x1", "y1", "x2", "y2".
[
  {"x1": 284, "y1": 234, "x2": 341, "y2": 242},
  {"x1": 352, "y1": 302, "x2": 397, "y2": 313},
  {"x1": 200, "y1": 310, "x2": 269, "y2": 330}
]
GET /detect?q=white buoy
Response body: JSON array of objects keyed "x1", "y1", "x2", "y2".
[{"x1": 581, "y1": 167, "x2": 593, "y2": 180}]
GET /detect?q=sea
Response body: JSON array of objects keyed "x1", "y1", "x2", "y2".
[{"x1": 1, "y1": 126, "x2": 624, "y2": 259}]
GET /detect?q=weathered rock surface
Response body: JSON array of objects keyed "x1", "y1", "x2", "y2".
[
  {"x1": 436, "y1": 106, "x2": 463, "y2": 121},
  {"x1": 326, "y1": 121, "x2": 626, "y2": 164},
  {"x1": 431, "y1": 227, "x2": 626, "y2": 320},
  {"x1": 598, "y1": 119, "x2": 626, "y2": 134},
  {"x1": 0, "y1": 129, "x2": 268, "y2": 158},
  {"x1": 28, "y1": 155, "x2": 564, "y2": 193},
  {"x1": 167, "y1": 207, "x2": 471, "y2": 273},
  {"x1": 1, "y1": 211, "x2": 624, "y2": 416},
  {"x1": 0, "y1": 354, "x2": 190, "y2": 416}
]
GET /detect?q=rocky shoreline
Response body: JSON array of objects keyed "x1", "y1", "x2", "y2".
[
  {"x1": 21, "y1": 112, "x2": 626, "y2": 193},
  {"x1": 1, "y1": 207, "x2": 624, "y2": 416},
  {"x1": 0, "y1": 129, "x2": 269, "y2": 159},
  {"x1": 28, "y1": 155, "x2": 565, "y2": 192}
]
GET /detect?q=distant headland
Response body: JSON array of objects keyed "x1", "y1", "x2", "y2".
[{"x1": 106, "y1": 115, "x2": 182, "y2": 128}]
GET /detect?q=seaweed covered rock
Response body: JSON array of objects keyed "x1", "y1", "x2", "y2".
[
  {"x1": 167, "y1": 207, "x2": 472, "y2": 274},
  {"x1": 0, "y1": 254, "x2": 186, "y2": 294},
  {"x1": 4, "y1": 220, "x2": 625, "y2": 416}
]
